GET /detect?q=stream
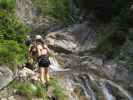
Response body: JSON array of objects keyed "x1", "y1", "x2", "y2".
[{"x1": 50, "y1": 57, "x2": 133, "y2": 100}]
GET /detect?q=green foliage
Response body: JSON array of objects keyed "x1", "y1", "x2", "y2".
[
  {"x1": 0, "y1": 40, "x2": 27, "y2": 71},
  {"x1": 0, "y1": 1, "x2": 29, "y2": 71},
  {"x1": 46, "y1": 0, "x2": 76, "y2": 24},
  {"x1": 11, "y1": 81, "x2": 45, "y2": 99},
  {"x1": 0, "y1": 0, "x2": 16, "y2": 11},
  {"x1": 113, "y1": 8, "x2": 133, "y2": 32},
  {"x1": 96, "y1": 32, "x2": 113, "y2": 54},
  {"x1": 0, "y1": 10, "x2": 28, "y2": 42},
  {"x1": 0, "y1": 11, "x2": 28, "y2": 70},
  {"x1": 32, "y1": 0, "x2": 77, "y2": 25},
  {"x1": 95, "y1": 2, "x2": 132, "y2": 58},
  {"x1": 35, "y1": 83, "x2": 47, "y2": 99},
  {"x1": 112, "y1": 0, "x2": 130, "y2": 16},
  {"x1": 15, "y1": 83, "x2": 33, "y2": 99},
  {"x1": 11, "y1": 79, "x2": 67, "y2": 100},
  {"x1": 49, "y1": 79, "x2": 68, "y2": 100},
  {"x1": 127, "y1": 58, "x2": 133, "y2": 71},
  {"x1": 95, "y1": 28, "x2": 126, "y2": 58}
]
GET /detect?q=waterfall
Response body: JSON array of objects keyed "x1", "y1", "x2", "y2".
[
  {"x1": 46, "y1": 57, "x2": 133, "y2": 100},
  {"x1": 100, "y1": 79, "x2": 133, "y2": 100},
  {"x1": 73, "y1": 73, "x2": 133, "y2": 100},
  {"x1": 98, "y1": 81, "x2": 116, "y2": 100},
  {"x1": 49, "y1": 57, "x2": 70, "y2": 72},
  {"x1": 102, "y1": 86, "x2": 115, "y2": 100},
  {"x1": 76, "y1": 75, "x2": 96, "y2": 100}
]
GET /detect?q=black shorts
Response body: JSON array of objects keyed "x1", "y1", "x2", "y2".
[{"x1": 38, "y1": 55, "x2": 50, "y2": 68}]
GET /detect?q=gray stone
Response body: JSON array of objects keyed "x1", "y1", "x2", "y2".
[
  {"x1": 44, "y1": 22, "x2": 133, "y2": 97},
  {"x1": 46, "y1": 22, "x2": 96, "y2": 53},
  {"x1": 0, "y1": 65, "x2": 13, "y2": 90},
  {"x1": 1, "y1": 98, "x2": 7, "y2": 100},
  {"x1": 8, "y1": 96, "x2": 16, "y2": 100}
]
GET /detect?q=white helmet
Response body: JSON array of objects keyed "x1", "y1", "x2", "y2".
[{"x1": 35, "y1": 35, "x2": 42, "y2": 40}]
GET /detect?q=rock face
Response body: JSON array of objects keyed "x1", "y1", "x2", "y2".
[
  {"x1": 0, "y1": 65, "x2": 13, "y2": 90},
  {"x1": 46, "y1": 22, "x2": 96, "y2": 53},
  {"x1": 16, "y1": 0, "x2": 34, "y2": 25},
  {"x1": 46, "y1": 22, "x2": 133, "y2": 96},
  {"x1": 15, "y1": 0, "x2": 63, "y2": 34}
]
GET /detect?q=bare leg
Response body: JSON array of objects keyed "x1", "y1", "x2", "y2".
[
  {"x1": 40, "y1": 67, "x2": 45, "y2": 84},
  {"x1": 45, "y1": 67, "x2": 49, "y2": 83}
]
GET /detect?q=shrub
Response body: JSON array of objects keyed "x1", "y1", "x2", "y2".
[
  {"x1": 0, "y1": 0, "x2": 16, "y2": 11},
  {"x1": 32, "y1": 0, "x2": 77, "y2": 25},
  {"x1": 0, "y1": 40, "x2": 27, "y2": 71},
  {"x1": 95, "y1": 3, "x2": 132, "y2": 58},
  {"x1": 0, "y1": 9, "x2": 28, "y2": 42},
  {"x1": 0, "y1": 0, "x2": 29, "y2": 71},
  {"x1": 11, "y1": 79, "x2": 67, "y2": 100},
  {"x1": 49, "y1": 79, "x2": 68, "y2": 100}
]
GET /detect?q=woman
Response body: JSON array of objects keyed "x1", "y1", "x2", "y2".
[{"x1": 35, "y1": 35, "x2": 51, "y2": 84}]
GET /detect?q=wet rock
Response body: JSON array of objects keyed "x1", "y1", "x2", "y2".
[
  {"x1": 80, "y1": 55, "x2": 103, "y2": 66},
  {"x1": 1, "y1": 98, "x2": 7, "y2": 100},
  {"x1": 16, "y1": 0, "x2": 34, "y2": 25},
  {"x1": 46, "y1": 31, "x2": 78, "y2": 53},
  {"x1": 16, "y1": 0, "x2": 62, "y2": 34},
  {"x1": 104, "y1": 79, "x2": 132, "y2": 100},
  {"x1": 45, "y1": 22, "x2": 133, "y2": 98},
  {"x1": 0, "y1": 65, "x2": 13, "y2": 90},
  {"x1": 47, "y1": 86, "x2": 55, "y2": 98},
  {"x1": 46, "y1": 22, "x2": 96, "y2": 53},
  {"x1": 101, "y1": 60, "x2": 117, "y2": 79},
  {"x1": 17, "y1": 67, "x2": 35, "y2": 81},
  {"x1": 18, "y1": 67, "x2": 35, "y2": 77},
  {"x1": 8, "y1": 96, "x2": 15, "y2": 100},
  {"x1": 0, "y1": 87, "x2": 14, "y2": 100}
]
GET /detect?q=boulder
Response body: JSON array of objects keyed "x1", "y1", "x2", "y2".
[
  {"x1": 17, "y1": 67, "x2": 35, "y2": 78},
  {"x1": 0, "y1": 65, "x2": 13, "y2": 90},
  {"x1": 46, "y1": 22, "x2": 96, "y2": 53},
  {"x1": 45, "y1": 22, "x2": 133, "y2": 96}
]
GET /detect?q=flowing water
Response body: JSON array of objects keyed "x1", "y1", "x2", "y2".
[
  {"x1": 47, "y1": 57, "x2": 133, "y2": 100},
  {"x1": 100, "y1": 79, "x2": 133, "y2": 100},
  {"x1": 49, "y1": 57, "x2": 70, "y2": 72},
  {"x1": 98, "y1": 80, "x2": 116, "y2": 100},
  {"x1": 79, "y1": 75, "x2": 96, "y2": 100},
  {"x1": 15, "y1": 0, "x2": 133, "y2": 99}
]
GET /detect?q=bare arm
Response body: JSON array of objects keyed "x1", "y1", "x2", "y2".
[
  {"x1": 37, "y1": 45, "x2": 41, "y2": 56},
  {"x1": 44, "y1": 45, "x2": 52, "y2": 55}
]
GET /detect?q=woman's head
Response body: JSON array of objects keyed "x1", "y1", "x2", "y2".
[{"x1": 35, "y1": 35, "x2": 43, "y2": 44}]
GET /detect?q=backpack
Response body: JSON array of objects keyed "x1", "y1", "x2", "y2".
[{"x1": 25, "y1": 39, "x2": 32, "y2": 46}]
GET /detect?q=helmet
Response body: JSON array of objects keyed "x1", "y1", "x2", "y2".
[{"x1": 35, "y1": 35, "x2": 42, "y2": 40}]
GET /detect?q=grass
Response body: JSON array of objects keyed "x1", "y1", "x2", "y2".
[
  {"x1": 11, "y1": 81, "x2": 47, "y2": 100},
  {"x1": 11, "y1": 78, "x2": 67, "y2": 100},
  {"x1": 49, "y1": 79, "x2": 68, "y2": 100}
]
